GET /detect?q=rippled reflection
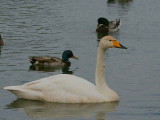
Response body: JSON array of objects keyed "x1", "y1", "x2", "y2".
[
  {"x1": 0, "y1": 50, "x2": 1, "y2": 54},
  {"x1": 106, "y1": 0, "x2": 133, "y2": 17},
  {"x1": 29, "y1": 65, "x2": 73, "y2": 74},
  {"x1": 97, "y1": 33, "x2": 109, "y2": 41},
  {"x1": 6, "y1": 99, "x2": 119, "y2": 119},
  {"x1": 107, "y1": 0, "x2": 133, "y2": 5}
]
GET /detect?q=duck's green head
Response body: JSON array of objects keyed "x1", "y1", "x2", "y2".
[
  {"x1": 98, "y1": 17, "x2": 109, "y2": 26},
  {"x1": 62, "y1": 50, "x2": 78, "y2": 62}
]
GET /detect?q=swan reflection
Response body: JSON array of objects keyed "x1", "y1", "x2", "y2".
[{"x1": 6, "y1": 99, "x2": 119, "y2": 119}]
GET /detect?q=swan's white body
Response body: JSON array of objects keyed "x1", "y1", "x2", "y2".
[
  {"x1": 4, "y1": 74, "x2": 117, "y2": 103},
  {"x1": 4, "y1": 36, "x2": 127, "y2": 103}
]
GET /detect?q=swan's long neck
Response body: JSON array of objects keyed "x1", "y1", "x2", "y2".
[{"x1": 95, "y1": 46, "x2": 108, "y2": 90}]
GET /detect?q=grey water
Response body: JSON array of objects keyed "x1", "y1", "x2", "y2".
[{"x1": 0, "y1": 0, "x2": 160, "y2": 120}]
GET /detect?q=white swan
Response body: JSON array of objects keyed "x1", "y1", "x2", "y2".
[{"x1": 4, "y1": 36, "x2": 127, "y2": 103}]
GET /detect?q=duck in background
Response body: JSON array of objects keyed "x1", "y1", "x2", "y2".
[
  {"x1": 96, "y1": 17, "x2": 120, "y2": 34},
  {"x1": 29, "y1": 50, "x2": 78, "y2": 69},
  {"x1": 0, "y1": 34, "x2": 4, "y2": 46}
]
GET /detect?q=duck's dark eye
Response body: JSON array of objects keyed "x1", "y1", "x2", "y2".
[{"x1": 109, "y1": 40, "x2": 112, "y2": 41}]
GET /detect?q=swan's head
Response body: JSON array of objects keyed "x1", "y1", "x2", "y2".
[{"x1": 99, "y1": 36, "x2": 127, "y2": 49}]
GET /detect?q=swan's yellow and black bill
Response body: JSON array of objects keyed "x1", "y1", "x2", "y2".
[
  {"x1": 71, "y1": 56, "x2": 79, "y2": 60},
  {"x1": 113, "y1": 40, "x2": 127, "y2": 49}
]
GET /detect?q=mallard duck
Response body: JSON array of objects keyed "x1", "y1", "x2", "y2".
[
  {"x1": 96, "y1": 17, "x2": 120, "y2": 33},
  {"x1": 0, "y1": 34, "x2": 4, "y2": 46},
  {"x1": 29, "y1": 50, "x2": 78, "y2": 68},
  {"x1": 4, "y1": 36, "x2": 127, "y2": 103}
]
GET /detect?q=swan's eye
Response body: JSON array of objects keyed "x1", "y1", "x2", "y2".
[{"x1": 109, "y1": 40, "x2": 112, "y2": 41}]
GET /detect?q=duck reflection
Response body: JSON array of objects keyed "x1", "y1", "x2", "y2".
[
  {"x1": 29, "y1": 65, "x2": 73, "y2": 74},
  {"x1": 0, "y1": 46, "x2": 4, "y2": 56},
  {"x1": 0, "y1": 47, "x2": 2, "y2": 55},
  {"x1": 97, "y1": 32, "x2": 109, "y2": 41},
  {"x1": 6, "y1": 99, "x2": 119, "y2": 119},
  {"x1": 107, "y1": 0, "x2": 133, "y2": 5}
]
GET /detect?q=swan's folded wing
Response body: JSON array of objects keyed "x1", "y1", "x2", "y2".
[{"x1": 4, "y1": 74, "x2": 106, "y2": 103}]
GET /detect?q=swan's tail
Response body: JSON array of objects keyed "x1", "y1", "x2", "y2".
[
  {"x1": 3, "y1": 86, "x2": 24, "y2": 98},
  {"x1": 3, "y1": 86, "x2": 43, "y2": 100},
  {"x1": 4, "y1": 86, "x2": 21, "y2": 91}
]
